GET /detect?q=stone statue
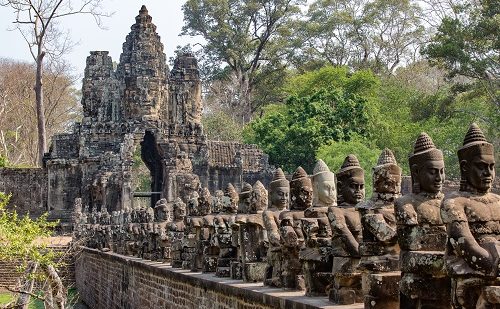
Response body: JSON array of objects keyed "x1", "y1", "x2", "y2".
[
  {"x1": 169, "y1": 198, "x2": 187, "y2": 268},
  {"x1": 441, "y1": 123, "x2": 500, "y2": 308},
  {"x1": 229, "y1": 182, "x2": 252, "y2": 279},
  {"x1": 301, "y1": 159, "x2": 335, "y2": 296},
  {"x1": 210, "y1": 183, "x2": 240, "y2": 275},
  {"x1": 154, "y1": 198, "x2": 172, "y2": 262},
  {"x1": 237, "y1": 181, "x2": 269, "y2": 282},
  {"x1": 223, "y1": 183, "x2": 239, "y2": 214},
  {"x1": 212, "y1": 190, "x2": 225, "y2": 214},
  {"x1": 185, "y1": 187, "x2": 212, "y2": 271},
  {"x1": 328, "y1": 155, "x2": 364, "y2": 304},
  {"x1": 395, "y1": 132, "x2": 450, "y2": 309},
  {"x1": 263, "y1": 168, "x2": 289, "y2": 287},
  {"x1": 357, "y1": 149, "x2": 401, "y2": 309},
  {"x1": 278, "y1": 166, "x2": 312, "y2": 289}
]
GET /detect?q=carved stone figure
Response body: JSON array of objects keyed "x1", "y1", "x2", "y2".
[
  {"x1": 441, "y1": 123, "x2": 500, "y2": 309},
  {"x1": 328, "y1": 155, "x2": 364, "y2": 304},
  {"x1": 395, "y1": 133, "x2": 450, "y2": 309},
  {"x1": 263, "y1": 168, "x2": 290, "y2": 287},
  {"x1": 357, "y1": 149, "x2": 401, "y2": 309},
  {"x1": 278, "y1": 167, "x2": 311, "y2": 289},
  {"x1": 237, "y1": 181, "x2": 269, "y2": 282},
  {"x1": 154, "y1": 198, "x2": 172, "y2": 262},
  {"x1": 212, "y1": 190, "x2": 225, "y2": 214},
  {"x1": 223, "y1": 183, "x2": 239, "y2": 214},
  {"x1": 211, "y1": 185, "x2": 242, "y2": 276},
  {"x1": 186, "y1": 187, "x2": 212, "y2": 271},
  {"x1": 169, "y1": 198, "x2": 187, "y2": 268},
  {"x1": 229, "y1": 182, "x2": 252, "y2": 279},
  {"x1": 301, "y1": 159, "x2": 335, "y2": 296}
]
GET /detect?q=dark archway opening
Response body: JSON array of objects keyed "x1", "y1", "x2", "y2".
[{"x1": 140, "y1": 131, "x2": 164, "y2": 208}]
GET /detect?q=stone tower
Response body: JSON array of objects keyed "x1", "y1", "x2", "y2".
[
  {"x1": 39, "y1": 6, "x2": 272, "y2": 225},
  {"x1": 117, "y1": 5, "x2": 169, "y2": 122}
]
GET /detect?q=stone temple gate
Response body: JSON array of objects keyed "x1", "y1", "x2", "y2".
[{"x1": 0, "y1": 6, "x2": 272, "y2": 225}]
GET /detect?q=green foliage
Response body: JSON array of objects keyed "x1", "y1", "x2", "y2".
[
  {"x1": 0, "y1": 156, "x2": 6, "y2": 167},
  {"x1": 317, "y1": 137, "x2": 381, "y2": 196},
  {"x1": 202, "y1": 111, "x2": 243, "y2": 142},
  {"x1": 131, "y1": 148, "x2": 152, "y2": 193},
  {"x1": 0, "y1": 192, "x2": 58, "y2": 268},
  {"x1": 422, "y1": 0, "x2": 499, "y2": 81},
  {"x1": 244, "y1": 67, "x2": 374, "y2": 172}
]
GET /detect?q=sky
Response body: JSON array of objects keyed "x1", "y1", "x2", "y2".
[{"x1": 0, "y1": 1, "x2": 193, "y2": 79}]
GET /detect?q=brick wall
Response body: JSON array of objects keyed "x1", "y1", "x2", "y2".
[
  {"x1": 76, "y1": 248, "x2": 354, "y2": 309},
  {"x1": 0, "y1": 245, "x2": 75, "y2": 290}
]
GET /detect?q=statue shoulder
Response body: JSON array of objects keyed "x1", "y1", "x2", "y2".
[{"x1": 441, "y1": 191, "x2": 467, "y2": 223}]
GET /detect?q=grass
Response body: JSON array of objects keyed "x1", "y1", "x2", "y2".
[{"x1": 0, "y1": 288, "x2": 79, "y2": 308}]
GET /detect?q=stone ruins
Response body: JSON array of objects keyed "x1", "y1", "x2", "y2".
[
  {"x1": 0, "y1": 5, "x2": 272, "y2": 226},
  {"x1": 2, "y1": 6, "x2": 500, "y2": 309}
]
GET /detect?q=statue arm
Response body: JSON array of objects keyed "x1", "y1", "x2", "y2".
[
  {"x1": 263, "y1": 212, "x2": 280, "y2": 246},
  {"x1": 329, "y1": 209, "x2": 359, "y2": 256},
  {"x1": 395, "y1": 199, "x2": 418, "y2": 226},
  {"x1": 448, "y1": 220, "x2": 498, "y2": 276},
  {"x1": 364, "y1": 213, "x2": 397, "y2": 242}
]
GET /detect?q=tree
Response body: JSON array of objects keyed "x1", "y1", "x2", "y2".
[
  {"x1": 0, "y1": 0, "x2": 109, "y2": 166},
  {"x1": 181, "y1": 0, "x2": 305, "y2": 122},
  {"x1": 293, "y1": 0, "x2": 424, "y2": 73},
  {"x1": 0, "y1": 58, "x2": 79, "y2": 166},
  {"x1": 0, "y1": 192, "x2": 63, "y2": 309},
  {"x1": 422, "y1": 0, "x2": 499, "y2": 106},
  {"x1": 317, "y1": 137, "x2": 380, "y2": 196},
  {"x1": 244, "y1": 66, "x2": 376, "y2": 172}
]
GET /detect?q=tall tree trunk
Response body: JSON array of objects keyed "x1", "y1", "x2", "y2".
[
  {"x1": 15, "y1": 261, "x2": 38, "y2": 309},
  {"x1": 35, "y1": 49, "x2": 46, "y2": 167}
]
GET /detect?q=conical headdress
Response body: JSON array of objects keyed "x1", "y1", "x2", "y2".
[
  {"x1": 239, "y1": 182, "x2": 252, "y2": 199},
  {"x1": 374, "y1": 148, "x2": 401, "y2": 173},
  {"x1": 290, "y1": 166, "x2": 311, "y2": 187},
  {"x1": 409, "y1": 132, "x2": 444, "y2": 167},
  {"x1": 337, "y1": 154, "x2": 364, "y2": 181},
  {"x1": 313, "y1": 159, "x2": 335, "y2": 181},
  {"x1": 458, "y1": 123, "x2": 493, "y2": 161},
  {"x1": 269, "y1": 168, "x2": 289, "y2": 189}
]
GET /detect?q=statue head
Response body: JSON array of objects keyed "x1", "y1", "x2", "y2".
[
  {"x1": 173, "y1": 198, "x2": 187, "y2": 221},
  {"x1": 154, "y1": 198, "x2": 170, "y2": 222},
  {"x1": 458, "y1": 123, "x2": 495, "y2": 193},
  {"x1": 212, "y1": 190, "x2": 224, "y2": 213},
  {"x1": 238, "y1": 182, "x2": 253, "y2": 213},
  {"x1": 249, "y1": 181, "x2": 268, "y2": 213},
  {"x1": 145, "y1": 206, "x2": 155, "y2": 222},
  {"x1": 223, "y1": 183, "x2": 239, "y2": 213},
  {"x1": 187, "y1": 191, "x2": 200, "y2": 216},
  {"x1": 269, "y1": 168, "x2": 290, "y2": 210},
  {"x1": 409, "y1": 133, "x2": 445, "y2": 194},
  {"x1": 337, "y1": 155, "x2": 365, "y2": 205},
  {"x1": 312, "y1": 159, "x2": 336, "y2": 207},
  {"x1": 198, "y1": 187, "x2": 212, "y2": 216},
  {"x1": 372, "y1": 148, "x2": 402, "y2": 195},
  {"x1": 290, "y1": 167, "x2": 313, "y2": 210}
]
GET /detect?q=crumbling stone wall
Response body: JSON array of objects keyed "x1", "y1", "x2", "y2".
[{"x1": 0, "y1": 168, "x2": 47, "y2": 217}]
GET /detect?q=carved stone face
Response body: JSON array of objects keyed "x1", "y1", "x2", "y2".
[
  {"x1": 313, "y1": 173, "x2": 336, "y2": 205},
  {"x1": 340, "y1": 178, "x2": 365, "y2": 205},
  {"x1": 413, "y1": 160, "x2": 445, "y2": 194},
  {"x1": 291, "y1": 184, "x2": 313, "y2": 210},
  {"x1": 250, "y1": 185, "x2": 268, "y2": 213},
  {"x1": 174, "y1": 202, "x2": 186, "y2": 220},
  {"x1": 373, "y1": 166, "x2": 401, "y2": 194},
  {"x1": 270, "y1": 186, "x2": 289, "y2": 210},
  {"x1": 462, "y1": 154, "x2": 495, "y2": 192}
]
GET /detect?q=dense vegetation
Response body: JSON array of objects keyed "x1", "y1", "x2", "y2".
[{"x1": 188, "y1": 0, "x2": 499, "y2": 182}]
